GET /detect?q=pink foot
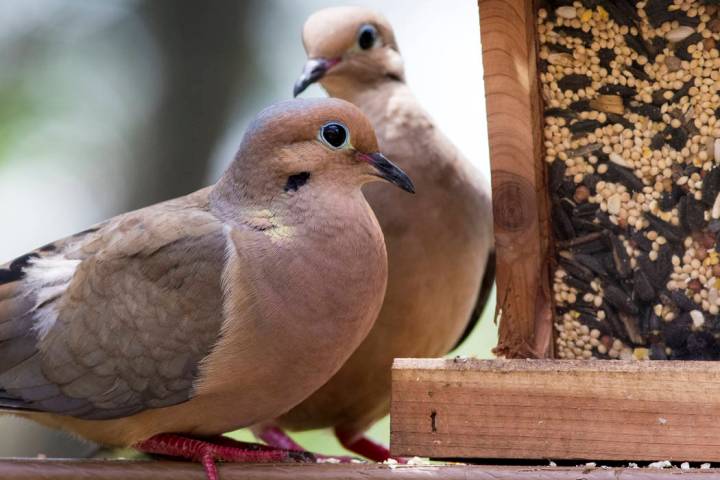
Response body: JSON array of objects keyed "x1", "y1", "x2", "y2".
[
  {"x1": 255, "y1": 425, "x2": 307, "y2": 451},
  {"x1": 135, "y1": 433, "x2": 316, "y2": 480},
  {"x1": 335, "y1": 427, "x2": 407, "y2": 463},
  {"x1": 255, "y1": 424, "x2": 364, "y2": 464}
]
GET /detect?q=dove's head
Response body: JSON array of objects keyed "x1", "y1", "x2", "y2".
[
  {"x1": 293, "y1": 7, "x2": 404, "y2": 97},
  {"x1": 216, "y1": 98, "x2": 413, "y2": 214}
]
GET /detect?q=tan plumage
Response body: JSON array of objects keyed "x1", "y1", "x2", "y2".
[
  {"x1": 274, "y1": 7, "x2": 494, "y2": 445},
  {"x1": 0, "y1": 98, "x2": 414, "y2": 448}
]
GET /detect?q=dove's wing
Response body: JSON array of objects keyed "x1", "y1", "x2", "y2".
[{"x1": 0, "y1": 188, "x2": 228, "y2": 420}]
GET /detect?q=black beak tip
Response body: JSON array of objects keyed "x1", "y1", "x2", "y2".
[
  {"x1": 292, "y1": 81, "x2": 305, "y2": 98},
  {"x1": 293, "y1": 75, "x2": 316, "y2": 98},
  {"x1": 293, "y1": 58, "x2": 329, "y2": 98},
  {"x1": 367, "y1": 152, "x2": 415, "y2": 194},
  {"x1": 392, "y1": 175, "x2": 416, "y2": 194}
]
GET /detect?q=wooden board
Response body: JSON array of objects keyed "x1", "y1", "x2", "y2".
[
  {"x1": 479, "y1": 0, "x2": 553, "y2": 358},
  {"x1": 391, "y1": 358, "x2": 720, "y2": 461},
  {"x1": 3, "y1": 460, "x2": 720, "y2": 480}
]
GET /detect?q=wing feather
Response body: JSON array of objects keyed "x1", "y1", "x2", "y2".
[{"x1": 0, "y1": 189, "x2": 228, "y2": 420}]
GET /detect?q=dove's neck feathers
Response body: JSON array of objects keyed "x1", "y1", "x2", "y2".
[
  {"x1": 326, "y1": 78, "x2": 471, "y2": 182},
  {"x1": 322, "y1": 64, "x2": 404, "y2": 105},
  {"x1": 199, "y1": 169, "x2": 387, "y2": 419}
]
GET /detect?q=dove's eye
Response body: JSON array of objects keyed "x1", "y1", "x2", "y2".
[
  {"x1": 319, "y1": 122, "x2": 349, "y2": 149},
  {"x1": 358, "y1": 24, "x2": 377, "y2": 50}
]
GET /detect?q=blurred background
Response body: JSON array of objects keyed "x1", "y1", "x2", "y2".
[{"x1": 0, "y1": 0, "x2": 496, "y2": 458}]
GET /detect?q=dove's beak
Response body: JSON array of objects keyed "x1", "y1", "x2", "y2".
[
  {"x1": 360, "y1": 152, "x2": 415, "y2": 194},
  {"x1": 293, "y1": 58, "x2": 340, "y2": 97}
]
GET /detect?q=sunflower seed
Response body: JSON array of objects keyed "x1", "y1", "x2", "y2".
[
  {"x1": 702, "y1": 167, "x2": 720, "y2": 207},
  {"x1": 620, "y1": 311, "x2": 645, "y2": 345},
  {"x1": 549, "y1": 160, "x2": 567, "y2": 192},
  {"x1": 670, "y1": 290, "x2": 700, "y2": 312},
  {"x1": 604, "y1": 283, "x2": 639, "y2": 314},
  {"x1": 607, "y1": 232, "x2": 631, "y2": 278},
  {"x1": 604, "y1": 161, "x2": 644, "y2": 192},
  {"x1": 575, "y1": 253, "x2": 609, "y2": 277},
  {"x1": 603, "y1": 304, "x2": 631, "y2": 342},
  {"x1": 650, "y1": 342, "x2": 668, "y2": 360},
  {"x1": 645, "y1": 0, "x2": 673, "y2": 27},
  {"x1": 597, "y1": 48, "x2": 615, "y2": 69},
  {"x1": 567, "y1": 143, "x2": 602, "y2": 157},
  {"x1": 560, "y1": 258, "x2": 595, "y2": 283},
  {"x1": 627, "y1": 101, "x2": 662, "y2": 121},
  {"x1": 625, "y1": 33, "x2": 651, "y2": 57},
  {"x1": 553, "y1": 199, "x2": 576, "y2": 240},
  {"x1": 544, "y1": 107, "x2": 576, "y2": 119},
  {"x1": 670, "y1": 80, "x2": 694, "y2": 103},
  {"x1": 679, "y1": 196, "x2": 706, "y2": 232},
  {"x1": 644, "y1": 213, "x2": 684, "y2": 243},
  {"x1": 570, "y1": 119, "x2": 603, "y2": 134},
  {"x1": 558, "y1": 74, "x2": 592, "y2": 91},
  {"x1": 633, "y1": 268, "x2": 656, "y2": 302},
  {"x1": 667, "y1": 127, "x2": 688, "y2": 151},
  {"x1": 630, "y1": 231, "x2": 653, "y2": 252},
  {"x1": 574, "y1": 202, "x2": 600, "y2": 217},
  {"x1": 599, "y1": 84, "x2": 636, "y2": 97}
]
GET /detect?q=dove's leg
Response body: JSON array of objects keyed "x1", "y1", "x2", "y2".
[
  {"x1": 335, "y1": 427, "x2": 408, "y2": 464},
  {"x1": 254, "y1": 424, "x2": 363, "y2": 464},
  {"x1": 254, "y1": 425, "x2": 307, "y2": 451},
  {"x1": 135, "y1": 433, "x2": 315, "y2": 480}
]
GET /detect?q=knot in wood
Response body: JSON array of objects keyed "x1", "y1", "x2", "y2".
[{"x1": 492, "y1": 172, "x2": 534, "y2": 233}]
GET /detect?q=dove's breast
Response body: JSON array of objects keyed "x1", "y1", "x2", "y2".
[{"x1": 193, "y1": 194, "x2": 389, "y2": 430}]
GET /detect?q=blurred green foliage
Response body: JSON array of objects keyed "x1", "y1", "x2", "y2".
[{"x1": 0, "y1": 81, "x2": 37, "y2": 165}]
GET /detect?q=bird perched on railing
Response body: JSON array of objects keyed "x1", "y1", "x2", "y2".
[
  {"x1": 0, "y1": 98, "x2": 414, "y2": 479},
  {"x1": 254, "y1": 6, "x2": 495, "y2": 461}
]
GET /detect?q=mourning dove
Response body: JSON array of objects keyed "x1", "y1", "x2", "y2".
[
  {"x1": 0, "y1": 98, "x2": 414, "y2": 478},
  {"x1": 253, "y1": 7, "x2": 495, "y2": 461}
]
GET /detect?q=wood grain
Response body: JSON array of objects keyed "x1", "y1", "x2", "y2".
[
  {"x1": 391, "y1": 358, "x2": 720, "y2": 461},
  {"x1": 478, "y1": 0, "x2": 553, "y2": 358},
  {"x1": 2, "y1": 460, "x2": 720, "y2": 480}
]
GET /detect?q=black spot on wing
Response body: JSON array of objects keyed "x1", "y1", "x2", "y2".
[
  {"x1": 284, "y1": 172, "x2": 311, "y2": 192},
  {"x1": 73, "y1": 227, "x2": 100, "y2": 237},
  {"x1": 39, "y1": 243, "x2": 58, "y2": 252},
  {"x1": 0, "y1": 389, "x2": 33, "y2": 411},
  {"x1": 10, "y1": 253, "x2": 39, "y2": 271},
  {"x1": 0, "y1": 253, "x2": 40, "y2": 284},
  {"x1": 0, "y1": 269, "x2": 23, "y2": 284}
]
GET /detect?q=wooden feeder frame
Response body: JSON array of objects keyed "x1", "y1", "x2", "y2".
[
  {"x1": 477, "y1": 0, "x2": 554, "y2": 361},
  {"x1": 390, "y1": 0, "x2": 720, "y2": 470}
]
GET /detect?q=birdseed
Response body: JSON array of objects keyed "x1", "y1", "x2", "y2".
[{"x1": 540, "y1": 0, "x2": 720, "y2": 360}]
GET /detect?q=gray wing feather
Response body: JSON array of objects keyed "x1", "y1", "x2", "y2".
[{"x1": 0, "y1": 205, "x2": 227, "y2": 420}]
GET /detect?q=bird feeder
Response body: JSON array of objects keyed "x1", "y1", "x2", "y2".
[{"x1": 391, "y1": 0, "x2": 720, "y2": 469}]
